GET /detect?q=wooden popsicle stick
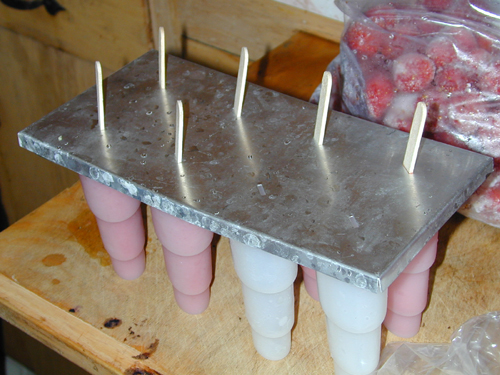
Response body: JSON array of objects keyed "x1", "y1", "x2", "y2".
[
  {"x1": 159, "y1": 27, "x2": 166, "y2": 90},
  {"x1": 313, "y1": 71, "x2": 332, "y2": 145},
  {"x1": 403, "y1": 102, "x2": 427, "y2": 174},
  {"x1": 95, "y1": 61, "x2": 105, "y2": 132},
  {"x1": 234, "y1": 47, "x2": 249, "y2": 118},
  {"x1": 175, "y1": 100, "x2": 184, "y2": 163}
]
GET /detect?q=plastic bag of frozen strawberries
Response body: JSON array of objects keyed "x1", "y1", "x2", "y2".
[{"x1": 311, "y1": 0, "x2": 500, "y2": 228}]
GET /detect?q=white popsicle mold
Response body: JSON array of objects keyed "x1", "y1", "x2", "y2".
[
  {"x1": 327, "y1": 321, "x2": 382, "y2": 375},
  {"x1": 251, "y1": 329, "x2": 291, "y2": 361},
  {"x1": 317, "y1": 271, "x2": 387, "y2": 375},
  {"x1": 230, "y1": 239, "x2": 297, "y2": 360},
  {"x1": 241, "y1": 284, "x2": 294, "y2": 338},
  {"x1": 151, "y1": 208, "x2": 214, "y2": 314},
  {"x1": 79, "y1": 175, "x2": 146, "y2": 280},
  {"x1": 230, "y1": 239, "x2": 297, "y2": 294},
  {"x1": 384, "y1": 233, "x2": 438, "y2": 338}
]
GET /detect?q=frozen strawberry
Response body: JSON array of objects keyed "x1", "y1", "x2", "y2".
[
  {"x1": 344, "y1": 21, "x2": 383, "y2": 56},
  {"x1": 476, "y1": 116, "x2": 500, "y2": 157},
  {"x1": 365, "y1": 4, "x2": 397, "y2": 29},
  {"x1": 446, "y1": 92, "x2": 487, "y2": 135},
  {"x1": 365, "y1": 73, "x2": 395, "y2": 120},
  {"x1": 417, "y1": 88, "x2": 450, "y2": 133},
  {"x1": 446, "y1": 0, "x2": 474, "y2": 19},
  {"x1": 434, "y1": 64, "x2": 472, "y2": 93},
  {"x1": 389, "y1": 17, "x2": 420, "y2": 37},
  {"x1": 463, "y1": 48, "x2": 492, "y2": 73},
  {"x1": 415, "y1": 18, "x2": 443, "y2": 35},
  {"x1": 380, "y1": 34, "x2": 416, "y2": 59},
  {"x1": 383, "y1": 93, "x2": 419, "y2": 132},
  {"x1": 393, "y1": 52, "x2": 436, "y2": 92},
  {"x1": 334, "y1": 0, "x2": 500, "y2": 227},
  {"x1": 451, "y1": 28, "x2": 478, "y2": 52},
  {"x1": 476, "y1": 33, "x2": 494, "y2": 52},
  {"x1": 478, "y1": 59, "x2": 500, "y2": 94},
  {"x1": 488, "y1": 185, "x2": 500, "y2": 206},
  {"x1": 422, "y1": 0, "x2": 454, "y2": 12},
  {"x1": 432, "y1": 131, "x2": 468, "y2": 150},
  {"x1": 426, "y1": 36, "x2": 458, "y2": 68}
]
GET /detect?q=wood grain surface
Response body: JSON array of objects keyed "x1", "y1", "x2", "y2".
[
  {"x1": 0, "y1": 0, "x2": 152, "y2": 71},
  {"x1": 0, "y1": 33, "x2": 499, "y2": 374},
  {"x1": 0, "y1": 26, "x2": 110, "y2": 223}
]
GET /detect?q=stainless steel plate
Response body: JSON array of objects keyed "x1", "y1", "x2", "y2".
[{"x1": 18, "y1": 50, "x2": 493, "y2": 292}]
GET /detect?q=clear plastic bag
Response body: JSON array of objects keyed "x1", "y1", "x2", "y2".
[
  {"x1": 376, "y1": 311, "x2": 500, "y2": 375},
  {"x1": 311, "y1": 0, "x2": 500, "y2": 228}
]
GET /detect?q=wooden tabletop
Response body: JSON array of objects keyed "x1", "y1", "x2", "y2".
[{"x1": 0, "y1": 33, "x2": 499, "y2": 375}]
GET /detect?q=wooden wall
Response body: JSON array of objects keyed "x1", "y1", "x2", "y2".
[
  {"x1": 0, "y1": 0, "x2": 342, "y2": 223},
  {"x1": 0, "y1": 1, "x2": 343, "y2": 373}
]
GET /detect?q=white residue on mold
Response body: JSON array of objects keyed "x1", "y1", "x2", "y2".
[
  {"x1": 100, "y1": 171, "x2": 114, "y2": 186},
  {"x1": 120, "y1": 179, "x2": 138, "y2": 196},
  {"x1": 54, "y1": 153, "x2": 63, "y2": 164},
  {"x1": 151, "y1": 195, "x2": 161, "y2": 208},
  {"x1": 89, "y1": 167, "x2": 100, "y2": 180},
  {"x1": 143, "y1": 195, "x2": 153, "y2": 206},
  {"x1": 243, "y1": 233, "x2": 262, "y2": 248}
]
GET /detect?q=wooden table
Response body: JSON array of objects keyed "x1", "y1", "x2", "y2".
[{"x1": 1, "y1": 33, "x2": 499, "y2": 375}]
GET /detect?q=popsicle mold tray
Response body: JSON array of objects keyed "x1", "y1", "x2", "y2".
[{"x1": 18, "y1": 50, "x2": 493, "y2": 293}]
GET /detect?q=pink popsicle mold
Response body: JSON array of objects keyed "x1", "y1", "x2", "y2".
[
  {"x1": 301, "y1": 265, "x2": 319, "y2": 301},
  {"x1": 110, "y1": 251, "x2": 146, "y2": 281},
  {"x1": 384, "y1": 233, "x2": 438, "y2": 338},
  {"x1": 151, "y1": 207, "x2": 214, "y2": 314},
  {"x1": 172, "y1": 287, "x2": 211, "y2": 315},
  {"x1": 151, "y1": 208, "x2": 213, "y2": 256},
  {"x1": 79, "y1": 175, "x2": 146, "y2": 280},
  {"x1": 80, "y1": 175, "x2": 141, "y2": 222},
  {"x1": 163, "y1": 244, "x2": 213, "y2": 314},
  {"x1": 95, "y1": 207, "x2": 145, "y2": 261}
]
